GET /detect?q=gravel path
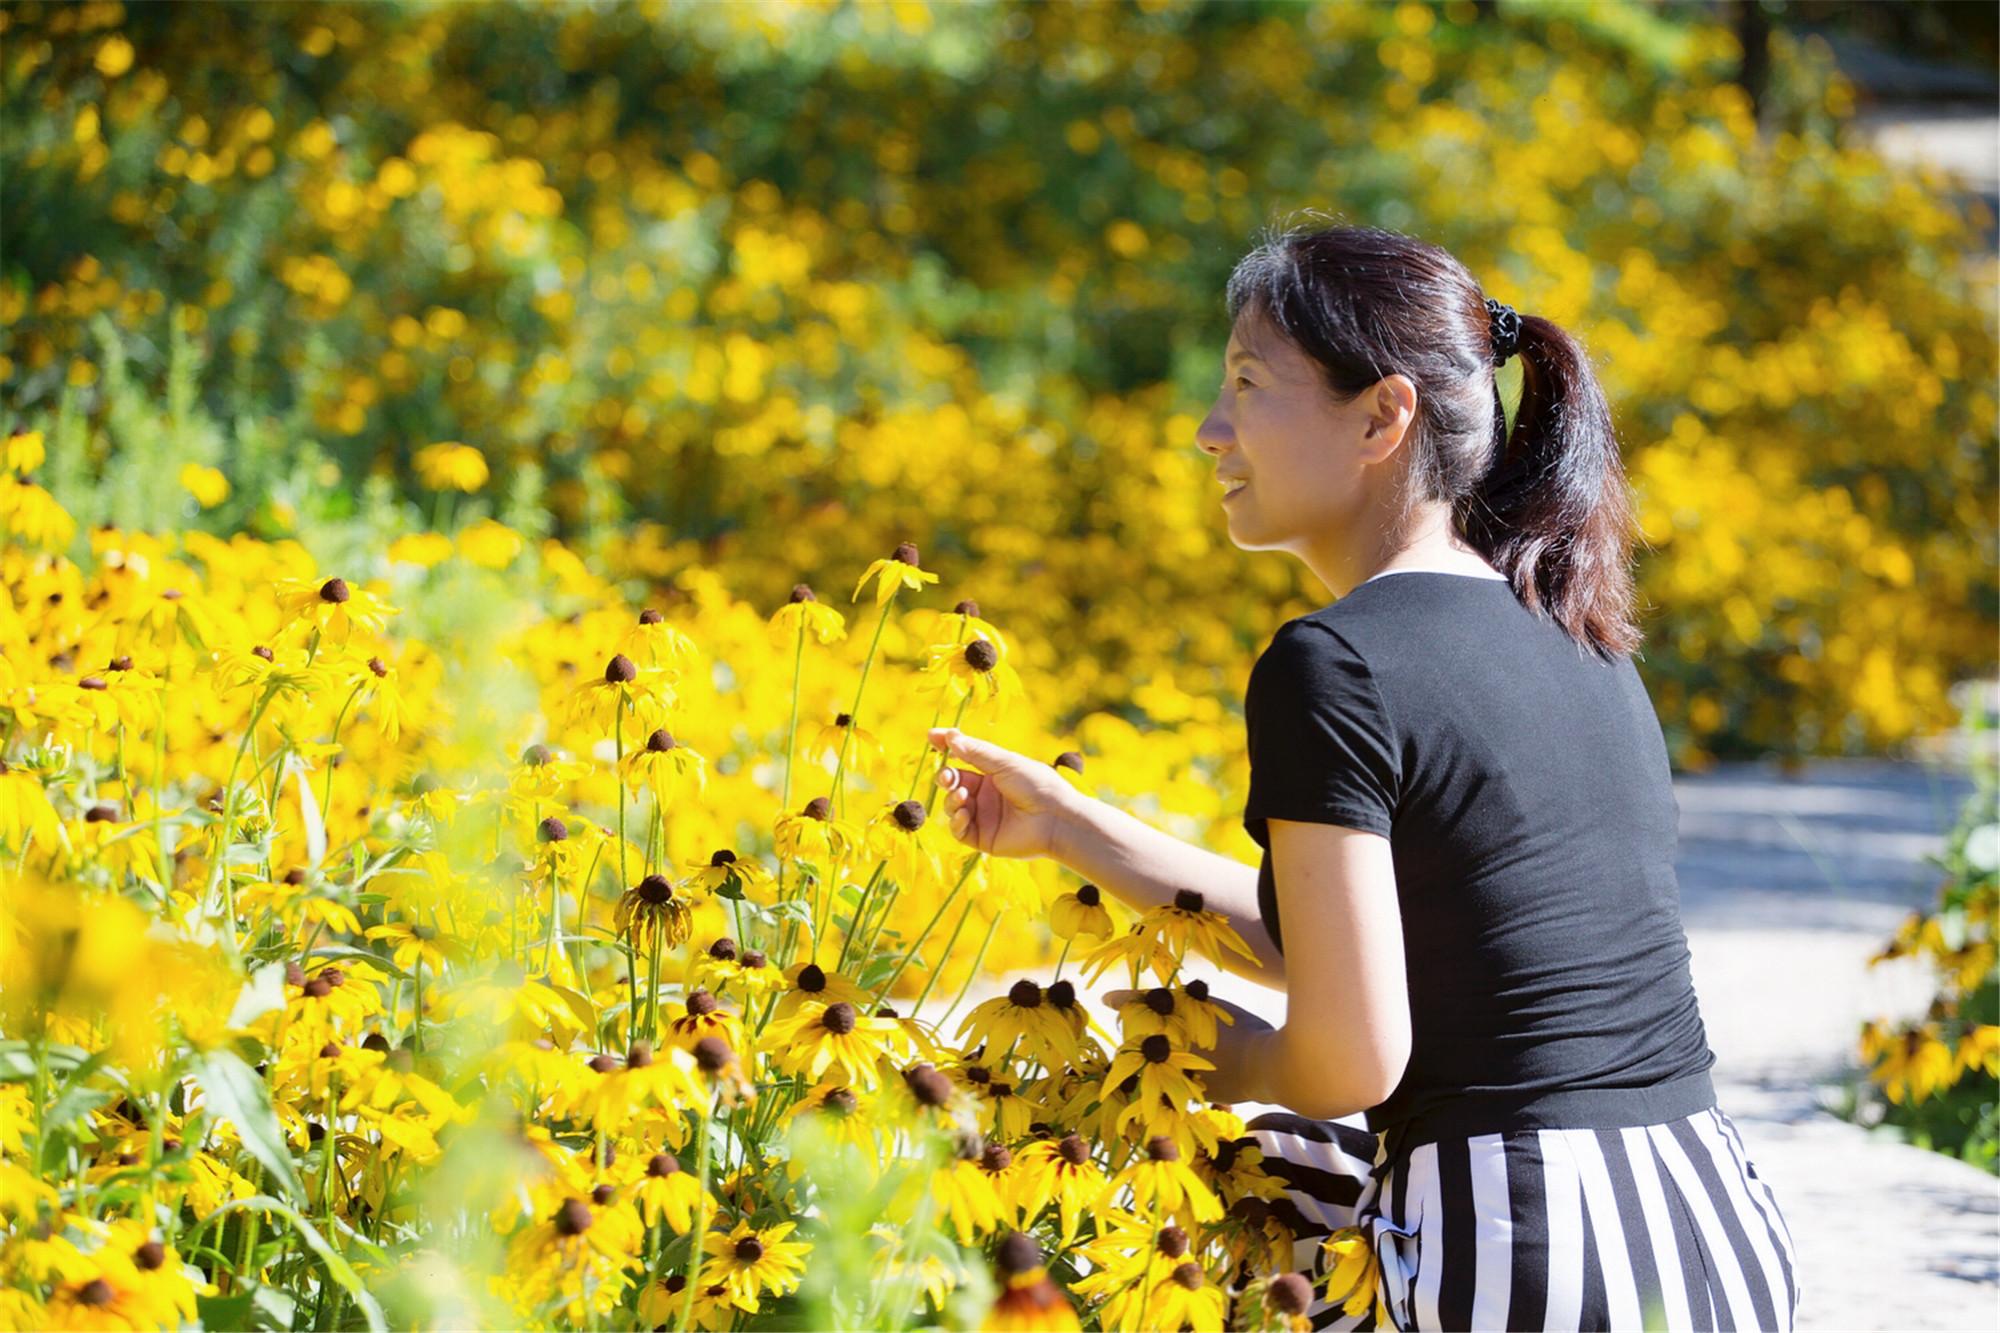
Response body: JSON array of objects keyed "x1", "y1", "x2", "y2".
[{"x1": 927, "y1": 754, "x2": 1999, "y2": 1330}]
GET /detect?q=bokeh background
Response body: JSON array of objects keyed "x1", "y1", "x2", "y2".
[{"x1": 7, "y1": 0, "x2": 1995, "y2": 771}]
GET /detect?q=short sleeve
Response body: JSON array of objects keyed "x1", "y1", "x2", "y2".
[{"x1": 1242, "y1": 620, "x2": 1400, "y2": 845}]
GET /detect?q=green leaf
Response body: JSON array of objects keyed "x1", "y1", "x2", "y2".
[
  {"x1": 188, "y1": 1048, "x2": 308, "y2": 1201},
  {"x1": 190, "y1": 1197, "x2": 387, "y2": 1333},
  {"x1": 228, "y1": 962, "x2": 289, "y2": 1030}
]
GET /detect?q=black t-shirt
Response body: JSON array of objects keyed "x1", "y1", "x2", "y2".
[{"x1": 1243, "y1": 570, "x2": 1717, "y2": 1148}]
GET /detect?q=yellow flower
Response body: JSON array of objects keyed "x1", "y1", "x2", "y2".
[
  {"x1": 615, "y1": 873, "x2": 696, "y2": 953},
  {"x1": 1955, "y1": 1025, "x2": 2000, "y2": 1081},
  {"x1": 957, "y1": 980, "x2": 1077, "y2": 1072},
  {"x1": 178, "y1": 463, "x2": 231, "y2": 508},
  {"x1": 627, "y1": 1147, "x2": 717, "y2": 1233},
  {"x1": 920, "y1": 635, "x2": 1025, "y2": 713},
  {"x1": 619, "y1": 725, "x2": 708, "y2": 804},
  {"x1": 851, "y1": 540, "x2": 941, "y2": 608},
  {"x1": 1322, "y1": 1226, "x2": 1392, "y2": 1324},
  {"x1": 1867, "y1": 1023, "x2": 1959, "y2": 1105},
  {"x1": 1012, "y1": 1132, "x2": 1112, "y2": 1248},
  {"x1": 4, "y1": 429, "x2": 45, "y2": 473},
  {"x1": 457, "y1": 517, "x2": 522, "y2": 569},
  {"x1": 766, "y1": 998, "x2": 907, "y2": 1088},
  {"x1": 565, "y1": 652, "x2": 675, "y2": 734},
  {"x1": 930, "y1": 1146, "x2": 1007, "y2": 1243},
  {"x1": 413, "y1": 441, "x2": 489, "y2": 491},
  {"x1": 1110, "y1": 1134, "x2": 1223, "y2": 1226},
  {"x1": 272, "y1": 575, "x2": 398, "y2": 646},
  {"x1": 773, "y1": 796, "x2": 865, "y2": 871},
  {"x1": 1050, "y1": 882, "x2": 1114, "y2": 941},
  {"x1": 767, "y1": 581, "x2": 848, "y2": 647},
  {"x1": 386, "y1": 531, "x2": 454, "y2": 568},
  {"x1": 981, "y1": 1231, "x2": 1081, "y2": 1332},
  {"x1": 699, "y1": 1217, "x2": 811, "y2": 1312}
]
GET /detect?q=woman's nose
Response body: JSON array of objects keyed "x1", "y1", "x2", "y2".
[{"x1": 1195, "y1": 407, "x2": 1232, "y2": 456}]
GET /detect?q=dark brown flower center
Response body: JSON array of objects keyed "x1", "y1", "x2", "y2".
[
  {"x1": 1074, "y1": 883, "x2": 1100, "y2": 906},
  {"x1": 1145, "y1": 987, "x2": 1175, "y2": 1015},
  {"x1": 134, "y1": 1240, "x2": 165, "y2": 1271},
  {"x1": 319, "y1": 577, "x2": 350, "y2": 603},
  {"x1": 537, "y1": 816, "x2": 568, "y2": 843},
  {"x1": 893, "y1": 541, "x2": 920, "y2": 567},
  {"x1": 955, "y1": 599, "x2": 979, "y2": 617},
  {"x1": 803, "y1": 797, "x2": 831, "y2": 820},
  {"x1": 1158, "y1": 1225, "x2": 1189, "y2": 1258},
  {"x1": 79, "y1": 675, "x2": 107, "y2": 690},
  {"x1": 638, "y1": 608, "x2": 663, "y2": 624},
  {"x1": 964, "y1": 639, "x2": 998, "y2": 671},
  {"x1": 588, "y1": 1053, "x2": 620, "y2": 1074},
  {"x1": 85, "y1": 804, "x2": 118, "y2": 823},
  {"x1": 1140, "y1": 1034, "x2": 1171, "y2": 1063},
  {"x1": 1174, "y1": 889, "x2": 1204, "y2": 913},
  {"x1": 1046, "y1": 979, "x2": 1077, "y2": 1009},
  {"x1": 905, "y1": 1064, "x2": 952, "y2": 1107},
  {"x1": 995, "y1": 1230, "x2": 1041, "y2": 1277},
  {"x1": 522, "y1": 743, "x2": 552, "y2": 766},
  {"x1": 1054, "y1": 750, "x2": 1085, "y2": 773},
  {"x1": 709, "y1": 848, "x2": 737, "y2": 866},
  {"x1": 708, "y1": 937, "x2": 738, "y2": 961},
  {"x1": 797, "y1": 964, "x2": 827, "y2": 993},
  {"x1": 591, "y1": 1183, "x2": 616, "y2": 1205},
  {"x1": 734, "y1": 1236, "x2": 764, "y2": 1263},
  {"x1": 822, "y1": 1001, "x2": 857, "y2": 1035},
  {"x1": 692, "y1": 1037, "x2": 733, "y2": 1072},
  {"x1": 1185, "y1": 978, "x2": 1210, "y2": 1002},
  {"x1": 1058, "y1": 1134, "x2": 1090, "y2": 1166},
  {"x1": 823, "y1": 1087, "x2": 858, "y2": 1116},
  {"x1": 1147, "y1": 1135, "x2": 1180, "y2": 1162},
  {"x1": 604, "y1": 653, "x2": 637, "y2": 683},
  {"x1": 78, "y1": 1279, "x2": 114, "y2": 1307},
  {"x1": 743, "y1": 950, "x2": 767, "y2": 969},
  {"x1": 1269, "y1": 1271, "x2": 1313, "y2": 1314},
  {"x1": 645, "y1": 729, "x2": 675, "y2": 752},
  {"x1": 980, "y1": 1143, "x2": 1013, "y2": 1172},
  {"x1": 636, "y1": 874, "x2": 674, "y2": 904},
  {"x1": 647, "y1": 1152, "x2": 681, "y2": 1177},
  {"x1": 1008, "y1": 979, "x2": 1042, "y2": 1009},
  {"x1": 892, "y1": 799, "x2": 925, "y2": 831},
  {"x1": 368, "y1": 656, "x2": 389, "y2": 677},
  {"x1": 685, "y1": 990, "x2": 718, "y2": 1016},
  {"x1": 109, "y1": 655, "x2": 133, "y2": 672},
  {"x1": 554, "y1": 1198, "x2": 593, "y2": 1236},
  {"x1": 1172, "y1": 1262, "x2": 1203, "y2": 1291},
  {"x1": 627, "y1": 1042, "x2": 654, "y2": 1069},
  {"x1": 252, "y1": 645, "x2": 274, "y2": 661},
  {"x1": 789, "y1": 583, "x2": 816, "y2": 603}
]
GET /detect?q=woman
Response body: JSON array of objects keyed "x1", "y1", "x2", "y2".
[{"x1": 927, "y1": 221, "x2": 1799, "y2": 1331}]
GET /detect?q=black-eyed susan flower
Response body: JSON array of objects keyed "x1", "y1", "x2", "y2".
[
  {"x1": 961, "y1": 1063, "x2": 1040, "y2": 1142},
  {"x1": 778, "y1": 1083, "x2": 886, "y2": 1182},
  {"x1": 1104, "y1": 1034, "x2": 1213, "y2": 1128},
  {"x1": 573, "y1": 1041, "x2": 706, "y2": 1136},
  {"x1": 682, "y1": 848, "x2": 776, "y2": 905},
  {"x1": 1322, "y1": 1226, "x2": 1392, "y2": 1326},
  {"x1": 1241, "y1": 1270, "x2": 1318, "y2": 1333},
  {"x1": 1113, "y1": 1134, "x2": 1223, "y2": 1226},
  {"x1": 766, "y1": 999, "x2": 905, "y2": 1088},
  {"x1": 364, "y1": 915, "x2": 452, "y2": 975},
  {"x1": 508, "y1": 743, "x2": 592, "y2": 807},
  {"x1": 1013, "y1": 1132, "x2": 1113, "y2": 1249},
  {"x1": 920, "y1": 635, "x2": 1024, "y2": 712},
  {"x1": 1050, "y1": 881, "x2": 1114, "y2": 941},
  {"x1": 773, "y1": 794, "x2": 864, "y2": 870},
  {"x1": 767, "y1": 581, "x2": 848, "y2": 648},
  {"x1": 931, "y1": 1135, "x2": 1007, "y2": 1244},
  {"x1": 357, "y1": 651, "x2": 408, "y2": 742},
  {"x1": 693, "y1": 937, "x2": 786, "y2": 1008},
  {"x1": 863, "y1": 797, "x2": 941, "y2": 887},
  {"x1": 1082, "y1": 889, "x2": 1259, "y2": 985},
  {"x1": 809, "y1": 708, "x2": 890, "y2": 788},
  {"x1": 496, "y1": 1187, "x2": 647, "y2": 1327},
  {"x1": 614, "y1": 873, "x2": 694, "y2": 954},
  {"x1": 273, "y1": 575, "x2": 398, "y2": 646},
  {"x1": 699, "y1": 1217, "x2": 811, "y2": 1312},
  {"x1": 689, "y1": 1034, "x2": 756, "y2": 1108},
  {"x1": 620, "y1": 605, "x2": 700, "y2": 673},
  {"x1": 1956, "y1": 1024, "x2": 2000, "y2": 1081},
  {"x1": 1864, "y1": 1021, "x2": 1959, "y2": 1105},
  {"x1": 619, "y1": 725, "x2": 708, "y2": 805},
  {"x1": 564, "y1": 651, "x2": 675, "y2": 734},
  {"x1": 770, "y1": 961, "x2": 871, "y2": 1025},
  {"x1": 627, "y1": 1148, "x2": 716, "y2": 1233},
  {"x1": 665, "y1": 989, "x2": 742, "y2": 1053},
  {"x1": 957, "y1": 980, "x2": 1075, "y2": 1072},
  {"x1": 980, "y1": 1230, "x2": 1080, "y2": 1333},
  {"x1": 852, "y1": 540, "x2": 940, "y2": 608}
]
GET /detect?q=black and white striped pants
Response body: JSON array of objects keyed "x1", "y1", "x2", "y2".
[{"x1": 1244, "y1": 1105, "x2": 1801, "y2": 1331}]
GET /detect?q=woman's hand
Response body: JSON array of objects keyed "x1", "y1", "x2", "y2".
[
  {"x1": 928, "y1": 727, "x2": 1085, "y2": 861},
  {"x1": 1099, "y1": 986, "x2": 1281, "y2": 1107}
]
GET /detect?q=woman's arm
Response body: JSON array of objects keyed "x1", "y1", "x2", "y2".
[
  {"x1": 1215, "y1": 817, "x2": 1409, "y2": 1117},
  {"x1": 1051, "y1": 796, "x2": 1285, "y2": 989}
]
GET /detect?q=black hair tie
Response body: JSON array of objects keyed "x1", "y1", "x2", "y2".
[{"x1": 1484, "y1": 297, "x2": 1522, "y2": 366}]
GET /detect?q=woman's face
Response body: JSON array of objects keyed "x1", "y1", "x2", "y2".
[{"x1": 1195, "y1": 305, "x2": 1417, "y2": 583}]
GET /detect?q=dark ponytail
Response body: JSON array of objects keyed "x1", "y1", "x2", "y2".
[{"x1": 1224, "y1": 216, "x2": 1643, "y2": 662}]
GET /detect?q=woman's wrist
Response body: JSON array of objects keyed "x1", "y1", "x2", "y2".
[{"x1": 1046, "y1": 789, "x2": 1099, "y2": 865}]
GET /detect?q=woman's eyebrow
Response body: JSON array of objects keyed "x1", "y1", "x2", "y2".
[{"x1": 1226, "y1": 347, "x2": 1268, "y2": 367}]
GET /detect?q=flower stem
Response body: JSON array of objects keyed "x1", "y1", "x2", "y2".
[
  {"x1": 939, "y1": 907, "x2": 1004, "y2": 1031},
  {"x1": 677, "y1": 1097, "x2": 716, "y2": 1333},
  {"x1": 830, "y1": 595, "x2": 895, "y2": 823},
  {"x1": 874, "y1": 854, "x2": 981, "y2": 1011}
]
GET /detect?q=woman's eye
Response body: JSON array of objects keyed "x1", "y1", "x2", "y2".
[{"x1": 1236, "y1": 376, "x2": 1253, "y2": 389}]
